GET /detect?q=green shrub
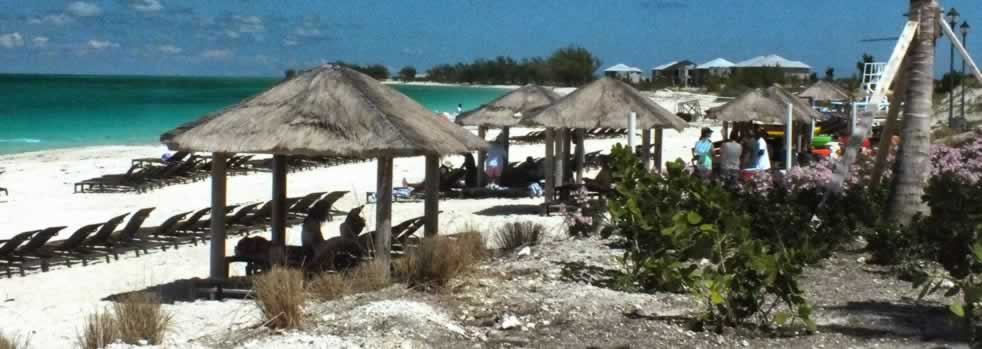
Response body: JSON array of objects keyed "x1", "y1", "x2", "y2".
[{"x1": 606, "y1": 145, "x2": 815, "y2": 332}]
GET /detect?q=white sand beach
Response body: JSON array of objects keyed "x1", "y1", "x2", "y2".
[{"x1": 0, "y1": 124, "x2": 718, "y2": 348}]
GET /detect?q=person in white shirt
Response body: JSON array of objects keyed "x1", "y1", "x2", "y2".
[{"x1": 754, "y1": 129, "x2": 771, "y2": 170}]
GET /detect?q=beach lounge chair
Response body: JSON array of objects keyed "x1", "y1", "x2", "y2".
[
  {"x1": 74, "y1": 165, "x2": 148, "y2": 193},
  {"x1": 309, "y1": 191, "x2": 349, "y2": 221},
  {"x1": 357, "y1": 215, "x2": 427, "y2": 257},
  {"x1": 0, "y1": 230, "x2": 38, "y2": 277},
  {"x1": 86, "y1": 208, "x2": 155, "y2": 257},
  {"x1": 287, "y1": 192, "x2": 327, "y2": 215},
  {"x1": 119, "y1": 211, "x2": 193, "y2": 252},
  {"x1": 3, "y1": 226, "x2": 67, "y2": 274},
  {"x1": 38, "y1": 223, "x2": 108, "y2": 266},
  {"x1": 0, "y1": 187, "x2": 6, "y2": 196}
]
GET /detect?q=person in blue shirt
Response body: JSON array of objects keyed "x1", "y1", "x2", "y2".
[{"x1": 692, "y1": 127, "x2": 714, "y2": 177}]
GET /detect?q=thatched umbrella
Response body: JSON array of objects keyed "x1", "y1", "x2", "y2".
[
  {"x1": 455, "y1": 84, "x2": 560, "y2": 186},
  {"x1": 528, "y1": 77, "x2": 687, "y2": 205},
  {"x1": 710, "y1": 85, "x2": 822, "y2": 169},
  {"x1": 161, "y1": 64, "x2": 487, "y2": 279},
  {"x1": 710, "y1": 85, "x2": 820, "y2": 125},
  {"x1": 798, "y1": 80, "x2": 850, "y2": 103}
]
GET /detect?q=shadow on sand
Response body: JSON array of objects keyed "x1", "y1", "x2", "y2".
[
  {"x1": 819, "y1": 301, "x2": 964, "y2": 344},
  {"x1": 474, "y1": 204, "x2": 542, "y2": 216},
  {"x1": 103, "y1": 277, "x2": 254, "y2": 304}
]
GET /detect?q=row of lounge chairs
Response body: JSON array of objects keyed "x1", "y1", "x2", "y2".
[
  {"x1": 511, "y1": 128, "x2": 630, "y2": 144},
  {"x1": 77, "y1": 151, "x2": 372, "y2": 194},
  {"x1": 0, "y1": 190, "x2": 349, "y2": 278}
]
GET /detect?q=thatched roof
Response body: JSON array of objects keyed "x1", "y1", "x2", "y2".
[
  {"x1": 710, "y1": 85, "x2": 822, "y2": 124},
  {"x1": 527, "y1": 77, "x2": 688, "y2": 131},
  {"x1": 161, "y1": 65, "x2": 488, "y2": 157},
  {"x1": 455, "y1": 84, "x2": 560, "y2": 128},
  {"x1": 798, "y1": 80, "x2": 850, "y2": 102}
]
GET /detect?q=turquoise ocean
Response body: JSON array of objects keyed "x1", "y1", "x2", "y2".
[{"x1": 0, "y1": 74, "x2": 508, "y2": 155}]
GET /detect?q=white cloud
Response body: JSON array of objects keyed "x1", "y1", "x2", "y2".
[
  {"x1": 28, "y1": 14, "x2": 74, "y2": 25},
  {"x1": 201, "y1": 49, "x2": 232, "y2": 59},
  {"x1": 32, "y1": 36, "x2": 49, "y2": 48},
  {"x1": 157, "y1": 44, "x2": 181, "y2": 54},
  {"x1": 283, "y1": 38, "x2": 299, "y2": 47},
  {"x1": 67, "y1": 2, "x2": 103, "y2": 17},
  {"x1": 234, "y1": 15, "x2": 264, "y2": 33},
  {"x1": 224, "y1": 30, "x2": 240, "y2": 39},
  {"x1": 0, "y1": 33, "x2": 24, "y2": 48},
  {"x1": 128, "y1": 0, "x2": 164, "y2": 12},
  {"x1": 88, "y1": 39, "x2": 119, "y2": 49}
]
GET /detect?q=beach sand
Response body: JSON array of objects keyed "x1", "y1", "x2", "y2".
[{"x1": 0, "y1": 94, "x2": 723, "y2": 347}]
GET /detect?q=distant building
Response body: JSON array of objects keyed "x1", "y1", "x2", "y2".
[
  {"x1": 693, "y1": 58, "x2": 735, "y2": 86},
  {"x1": 733, "y1": 55, "x2": 812, "y2": 81},
  {"x1": 603, "y1": 63, "x2": 643, "y2": 84},
  {"x1": 652, "y1": 60, "x2": 696, "y2": 87}
]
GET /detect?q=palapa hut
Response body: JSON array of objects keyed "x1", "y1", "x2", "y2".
[
  {"x1": 161, "y1": 64, "x2": 487, "y2": 279},
  {"x1": 528, "y1": 77, "x2": 687, "y2": 204},
  {"x1": 455, "y1": 84, "x2": 560, "y2": 186},
  {"x1": 710, "y1": 85, "x2": 822, "y2": 168},
  {"x1": 798, "y1": 80, "x2": 850, "y2": 103}
]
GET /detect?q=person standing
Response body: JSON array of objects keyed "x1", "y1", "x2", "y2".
[
  {"x1": 753, "y1": 128, "x2": 771, "y2": 171},
  {"x1": 485, "y1": 134, "x2": 507, "y2": 189},
  {"x1": 720, "y1": 137, "x2": 742, "y2": 184},
  {"x1": 692, "y1": 127, "x2": 714, "y2": 177}
]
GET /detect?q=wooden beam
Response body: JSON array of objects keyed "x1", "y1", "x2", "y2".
[
  {"x1": 555, "y1": 129, "x2": 565, "y2": 187},
  {"x1": 563, "y1": 129, "x2": 573, "y2": 184},
  {"x1": 575, "y1": 129, "x2": 585, "y2": 183},
  {"x1": 209, "y1": 153, "x2": 228, "y2": 279},
  {"x1": 939, "y1": 14, "x2": 982, "y2": 82},
  {"x1": 423, "y1": 155, "x2": 439, "y2": 237},
  {"x1": 871, "y1": 57, "x2": 910, "y2": 187},
  {"x1": 270, "y1": 154, "x2": 287, "y2": 247},
  {"x1": 375, "y1": 156, "x2": 393, "y2": 281},
  {"x1": 544, "y1": 128, "x2": 555, "y2": 204},
  {"x1": 641, "y1": 129, "x2": 652, "y2": 171},
  {"x1": 653, "y1": 128, "x2": 664, "y2": 173},
  {"x1": 831, "y1": 20, "x2": 917, "y2": 191},
  {"x1": 501, "y1": 127, "x2": 511, "y2": 165},
  {"x1": 477, "y1": 127, "x2": 487, "y2": 187}
]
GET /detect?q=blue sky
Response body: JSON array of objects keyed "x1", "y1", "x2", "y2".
[{"x1": 0, "y1": 0, "x2": 978, "y2": 77}]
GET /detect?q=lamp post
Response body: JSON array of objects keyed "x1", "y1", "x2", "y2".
[
  {"x1": 962, "y1": 21, "x2": 971, "y2": 123},
  {"x1": 947, "y1": 7, "x2": 959, "y2": 128}
]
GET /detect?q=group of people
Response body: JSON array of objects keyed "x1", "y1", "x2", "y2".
[{"x1": 691, "y1": 126, "x2": 772, "y2": 182}]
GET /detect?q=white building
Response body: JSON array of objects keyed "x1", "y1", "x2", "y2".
[
  {"x1": 603, "y1": 63, "x2": 643, "y2": 84},
  {"x1": 733, "y1": 55, "x2": 812, "y2": 80}
]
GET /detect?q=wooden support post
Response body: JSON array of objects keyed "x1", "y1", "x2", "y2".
[
  {"x1": 375, "y1": 156, "x2": 393, "y2": 281},
  {"x1": 477, "y1": 127, "x2": 487, "y2": 187},
  {"x1": 424, "y1": 155, "x2": 439, "y2": 237},
  {"x1": 563, "y1": 129, "x2": 573, "y2": 184},
  {"x1": 209, "y1": 153, "x2": 228, "y2": 279},
  {"x1": 575, "y1": 129, "x2": 585, "y2": 183},
  {"x1": 785, "y1": 104, "x2": 794, "y2": 170},
  {"x1": 555, "y1": 129, "x2": 565, "y2": 187},
  {"x1": 271, "y1": 154, "x2": 288, "y2": 247},
  {"x1": 653, "y1": 128, "x2": 664, "y2": 173},
  {"x1": 871, "y1": 58, "x2": 910, "y2": 187},
  {"x1": 722, "y1": 122, "x2": 730, "y2": 141},
  {"x1": 501, "y1": 127, "x2": 511, "y2": 165},
  {"x1": 544, "y1": 128, "x2": 555, "y2": 203},
  {"x1": 641, "y1": 129, "x2": 652, "y2": 171}
]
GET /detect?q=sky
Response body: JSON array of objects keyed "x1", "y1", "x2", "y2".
[{"x1": 0, "y1": 0, "x2": 978, "y2": 78}]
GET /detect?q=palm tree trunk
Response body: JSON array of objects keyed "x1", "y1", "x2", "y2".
[{"x1": 887, "y1": 0, "x2": 937, "y2": 225}]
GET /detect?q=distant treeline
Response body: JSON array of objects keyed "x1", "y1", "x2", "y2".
[
  {"x1": 424, "y1": 46, "x2": 601, "y2": 87},
  {"x1": 339, "y1": 62, "x2": 391, "y2": 81}
]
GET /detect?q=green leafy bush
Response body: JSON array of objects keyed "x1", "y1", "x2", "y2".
[{"x1": 606, "y1": 145, "x2": 815, "y2": 332}]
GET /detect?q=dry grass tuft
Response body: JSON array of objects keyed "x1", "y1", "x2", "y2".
[
  {"x1": 77, "y1": 310, "x2": 118, "y2": 349},
  {"x1": 308, "y1": 260, "x2": 390, "y2": 301},
  {"x1": 254, "y1": 267, "x2": 306, "y2": 329},
  {"x1": 0, "y1": 332, "x2": 28, "y2": 349},
  {"x1": 494, "y1": 221, "x2": 545, "y2": 251},
  {"x1": 308, "y1": 272, "x2": 351, "y2": 301},
  {"x1": 112, "y1": 292, "x2": 171, "y2": 345},
  {"x1": 396, "y1": 232, "x2": 487, "y2": 289}
]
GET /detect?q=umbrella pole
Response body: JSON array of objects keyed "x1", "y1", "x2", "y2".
[
  {"x1": 477, "y1": 127, "x2": 487, "y2": 187},
  {"x1": 563, "y1": 129, "x2": 573, "y2": 184},
  {"x1": 575, "y1": 129, "x2": 585, "y2": 183},
  {"x1": 209, "y1": 152, "x2": 228, "y2": 279},
  {"x1": 555, "y1": 129, "x2": 565, "y2": 187},
  {"x1": 271, "y1": 155, "x2": 288, "y2": 248},
  {"x1": 642, "y1": 129, "x2": 652, "y2": 171},
  {"x1": 654, "y1": 128, "x2": 664, "y2": 173},
  {"x1": 375, "y1": 156, "x2": 394, "y2": 281},
  {"x1": 785, "y1": 103, "x2": 794, "y2": 170},
  {"x1": 501, "y1": 127, "x2": 511, "y2": 165},
  {"x1": 544, "y1": 128, "x2": 555, "y2": 206},
  {"x1": 424, "y1": 155, "x2": 439, "y2": 237}
]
